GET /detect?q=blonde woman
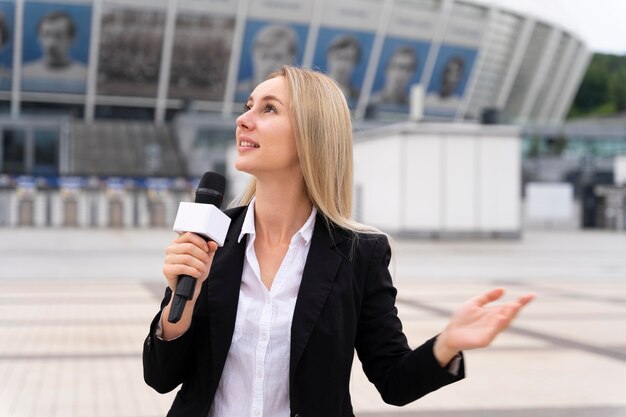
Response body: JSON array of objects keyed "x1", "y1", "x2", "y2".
[{"x1": 143, "y1": 66, "x2": 534, "y2": 417}]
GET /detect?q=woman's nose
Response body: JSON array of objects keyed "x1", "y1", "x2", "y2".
[{"x1": 237, "y1": 110, "x2": 254, "y2": 130}]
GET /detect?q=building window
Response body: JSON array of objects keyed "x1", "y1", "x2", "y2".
[
  {"x1": 95, "y1": 105, "x2": 155, "y2": 120},
  {"x1": 33, "y1": 129, "x2": 59, "y2": 175},
  {"x1": 2, "y1": 128, "x2": 26, "y2": 174}
]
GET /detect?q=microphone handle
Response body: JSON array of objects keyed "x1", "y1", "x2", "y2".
[
  {"x1": 167, "y1": 275, "x2": 195, "y2": 323},
  {"x1": 167, "y1": 234, "x2": 212, "y2": 323}
]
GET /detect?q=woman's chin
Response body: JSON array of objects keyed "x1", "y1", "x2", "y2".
[{"x1": 234, "y1": 159, "x2": 254, "y2": 176}]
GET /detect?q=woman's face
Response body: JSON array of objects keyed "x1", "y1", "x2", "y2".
[{"x1": 235, "y1": 76, "x2": 299, "y2": 178}]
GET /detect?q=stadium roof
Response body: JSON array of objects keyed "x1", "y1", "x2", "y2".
[{"x1": 471, "y1": 0, "x2": 581, "y2": 40}]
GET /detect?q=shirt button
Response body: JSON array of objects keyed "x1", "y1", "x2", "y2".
[
  {"x1": 257, "y1": 371, "x2": 263, "y2": 378},
  {"x1": 253, "y1": 409, "x2": 261, "y2": 416},
  {"x1": 260, "y1": 332, "x2": 267, "y2": 341}
]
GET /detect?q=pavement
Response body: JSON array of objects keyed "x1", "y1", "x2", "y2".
[{"x1": 0, "y1": 228, "x2": 625, "y2": 417}]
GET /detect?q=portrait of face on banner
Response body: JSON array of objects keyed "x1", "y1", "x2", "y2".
[
  {"x1": 0, "y1": 2, "x2": 14, "y2": 90},
  {"x1": 425, "y1": 44, "x2": 477, "y2": 118},
  {"x1": 369, "y1": 38, "x2": 430, "y2": 113},
  {"x1": 313, "y1": 28, "x2": 375, "y2": 107},
  {"x1": 235, "y1": 20, "x2": 308, "y2": 102},
  {"x1": 97, "y1": 7, "x2": 165, "y2": 97},
  {"x1": 428, "y1": 45, "x2": 476, "y2": 99},
  {"x1": 169, "y1": 13, "x2": 235, "y2": 101},
  {"x1": 21, "y1": 2, "x2": 91, "y2": 94}
]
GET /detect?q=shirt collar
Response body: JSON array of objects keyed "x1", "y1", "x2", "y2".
[
  {"x1": 237, "y1": 197, "x2": 257, "y2": 243},
  {"x1": 237, "y1": 197, "x2": 317, "y2": 245}
]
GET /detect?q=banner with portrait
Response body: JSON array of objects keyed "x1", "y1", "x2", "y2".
[
  {"x1": 97, "y1": 1, "x2": 166, "y2": 97},
  {"x1": 234, "y1": 0, "x2": 314, "y2": 102},
  {"x1": 21, "y1": 1, "x2": 92, "y2": 94},
  {"x1": 367, "y1": 0, "x2": 439, "y2": 114},
  {"x1": 312, "y1": 28, "x2": 374, "y2": 107},
  {"x1": 368, "y1": 38, "x2": 430, "y2": 113},
  {"x1": 424, "y1": 1, "x2": 488, "y2": 118},
  {"x1": 235, "y1": 20, "x2": 308, "y2": 102},
  {"x1": 169, "y1": 0, "x2": 237, "y2": 101},
  {"x1": 313, "y1": 0, "x2": 383, "y2": 107},
  {"x1": 424, "y1": 44, "x2": 477, "y2": 117},
  {"x1": 0, "y1": 1, "x2": 14, "y2": 90}
]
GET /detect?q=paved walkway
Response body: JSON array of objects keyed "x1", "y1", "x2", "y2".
[{"x1": 1, "y1": 228, "x2": 625, "y2": 417}]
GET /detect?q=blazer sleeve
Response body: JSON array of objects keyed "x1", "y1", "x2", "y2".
[
  {"x1": 354, "y1": 235, "x2": 465, "y2": 406},
  {"x1": 142, "y1": 286, "x2": 197, "y2": 394}
]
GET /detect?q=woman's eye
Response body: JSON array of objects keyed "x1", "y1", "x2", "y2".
[
  {"x1": 243, "y1": 104, "x2": 251, "y2": 113},
  {"x1": 265, "y1": 104, "x2": 276, "y2": 113}
]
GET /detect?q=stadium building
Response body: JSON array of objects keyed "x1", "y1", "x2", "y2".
[{"x1": 0, "y1": 0, "x2": 589, "y2": 125}]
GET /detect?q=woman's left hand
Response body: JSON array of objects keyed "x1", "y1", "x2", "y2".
[{"x1": 433, "y1": 288, "x2": 535, "y2": 366}]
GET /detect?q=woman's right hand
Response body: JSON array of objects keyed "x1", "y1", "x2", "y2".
[{"x1": 163, "y1": 232, "x2": 218, "y2": 303}]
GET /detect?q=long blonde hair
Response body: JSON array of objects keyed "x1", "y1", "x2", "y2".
[{"x1": 233, "y1": 65, "x2": 380, "y2": 235}]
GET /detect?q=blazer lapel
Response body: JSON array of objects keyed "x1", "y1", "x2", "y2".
[
  {"x1": 206, "y1": 206, "x2": 247, "y2": 380},
  {"x1": 290, "y1": 216, "x2": 344, "y2": 380}
]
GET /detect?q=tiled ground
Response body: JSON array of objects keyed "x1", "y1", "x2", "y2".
[
  {"x1": 1, "y1": 229, "x2": 625, "y2": 417},
  {"x1": 352, "y1": 281, "x2": 626, "y2": 416},
  {"x1": 0, "y1": 282, "x2": 175, "y2": 417}
]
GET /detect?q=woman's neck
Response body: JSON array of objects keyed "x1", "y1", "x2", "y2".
[{"x1": 253, "y1": 177, "x2": 312, "y2": 247}]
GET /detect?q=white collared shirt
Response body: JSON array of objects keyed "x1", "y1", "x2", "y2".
[{"x1": 209, "y1": 198, "x2": 317, "y2": 417}]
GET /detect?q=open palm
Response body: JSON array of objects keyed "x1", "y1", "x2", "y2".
[{"x1": 441, "y1": 288, "x2": 534, "y2": 351}]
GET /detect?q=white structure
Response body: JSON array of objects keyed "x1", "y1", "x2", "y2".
[
  {"x1": 525, "y1": 182, "x2": 574, "y2": 227},
  {"x1": 615, "y1": 155, "x2": 626, "y2": 186},
  {"x1": 353, "y1": 122, "x2": 521, "y2": 237}
]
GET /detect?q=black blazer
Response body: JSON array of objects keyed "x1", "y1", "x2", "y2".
[{"x1": 143, "y1": 206, "x2": 464, "y2": 417}]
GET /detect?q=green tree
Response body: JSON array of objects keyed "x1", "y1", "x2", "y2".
[
  {"x1": 608, "y1": 66, "x2": 626, "y2": 111},
  {"x1": 568, "y1": 53, "x2": 626, "y2": 118}
]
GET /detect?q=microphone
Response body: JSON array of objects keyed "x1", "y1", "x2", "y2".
[{"x1": 168, "y1": 172, "x2": 231, "y2": 323}]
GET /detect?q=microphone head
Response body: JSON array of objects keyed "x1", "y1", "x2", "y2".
[{"x1": 195, "y1": 172, "x2": 226, "y2": 207}]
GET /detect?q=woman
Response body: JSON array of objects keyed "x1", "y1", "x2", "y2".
[{"x1": 143, "y1": 66, "x2": 534, "y2": 417}]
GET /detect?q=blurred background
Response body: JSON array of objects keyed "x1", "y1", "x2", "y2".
[
  {"x1": 0, "y1": 0, "x2": 624, "y2": 233},
  {"x1": 0, "y1": 0, "x2": 625, "y2": 416}
]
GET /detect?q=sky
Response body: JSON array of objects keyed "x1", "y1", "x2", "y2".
[
  {"x1": 566, "y1": 0, "x2": 626, "y2": 55},
  {"x1": 477, "y1": 0, "x2": 626, "y2": 55}
]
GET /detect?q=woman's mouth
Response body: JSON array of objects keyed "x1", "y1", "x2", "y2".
[{"x1": 240, "y1": 140, "x2": 259, "y2": 148}]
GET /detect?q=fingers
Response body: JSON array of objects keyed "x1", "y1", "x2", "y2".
[
  {"x1": 496, "y1": 303, "x2": 520, "y2": 329},
  {"x1": 163, "y1": 261, "x2": 205, "y2": 281},
  {"x1": 472, "y1": 289, "x2": 535, "y2": 309},
  {"x1": 163, "y1": 233, "x2": 218, "y2": 283},
  {"x1": 501, "y1": 293, "x2": 535, "y2": 321},
  {"x1": 168, "y1": 241, "x2": 211, "y2": 264},
  {"x1": 517, "y1": 292, "x2": 536, "y2": 306},
  {"x1": 207, "y1": 240, "x2": 218, "y2": 253},
  {"x1": 494, "y1": 293, "x2": 535, "y2": 330},
  {"x1": 165, "y1": 253, "x2": 208, "y2": 277},
  {"x1": 168, "y1": 233, "x2": 217, "y2": 261},
  {"x1": 175, "y1": 232, "x2": 210, "y2": 252},
  {"x1": 471, "y1": 287, "x2": 505, "y2": 307}
]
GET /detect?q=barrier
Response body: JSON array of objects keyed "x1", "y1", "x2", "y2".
[{"x1": 0, "y1": 176, "x2": 193, "y2": 228}]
